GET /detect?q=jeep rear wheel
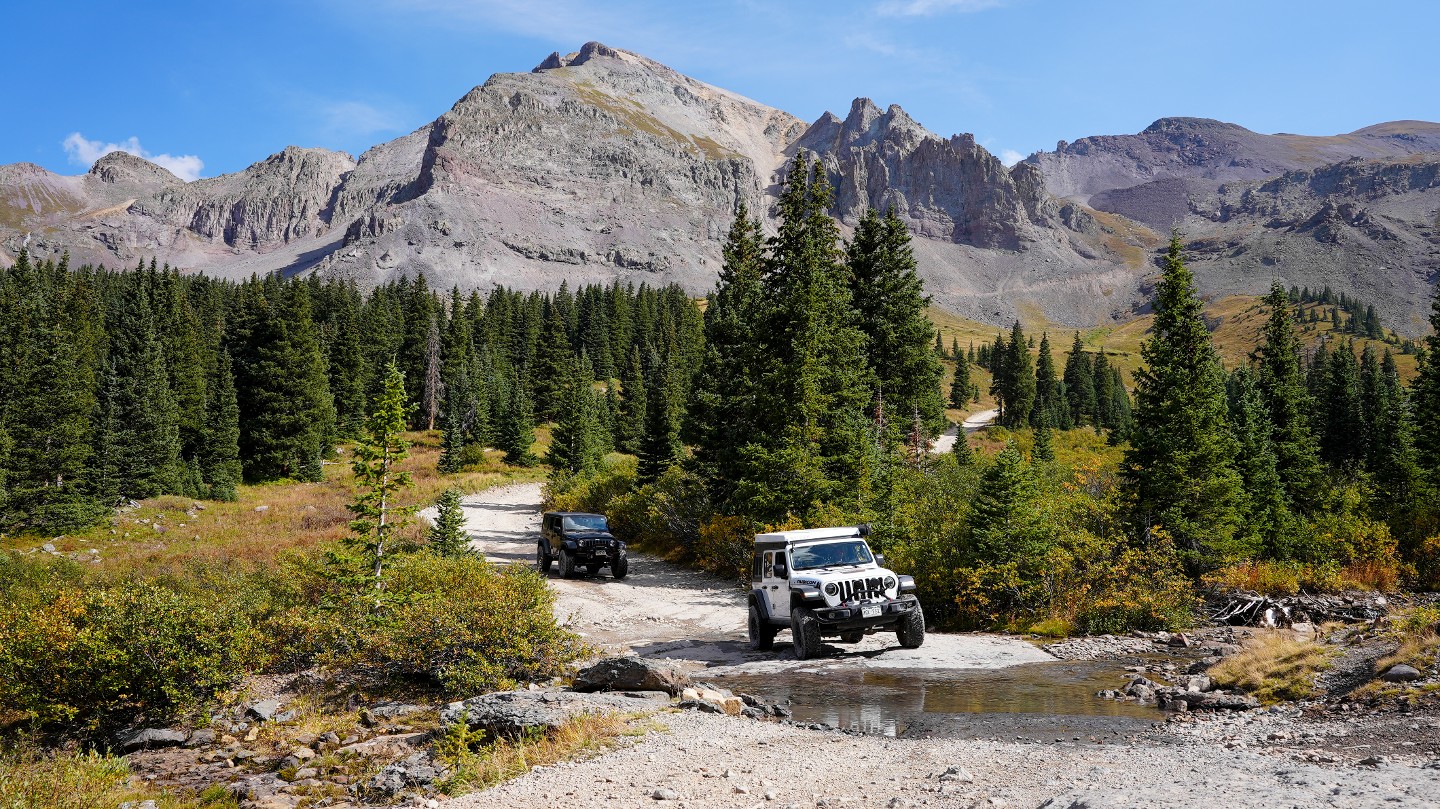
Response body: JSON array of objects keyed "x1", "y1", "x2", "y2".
[
  {"x1": 748, "y1": 604, "x2": 776, "y2": 651},
  {"x1": 790, "y1": 607, "x2": 822, "y2": 660},
  {"x1": 896, "y1": 604, "x2": 926, "y2": 649},
  {"x1": 558, "y1": 549, "x2": 576, "y2": 579},
  {"x1": 536, "y1": 543, "x2": 552, "y2": 574},
  {"x1": 611, "y1": 556, "x2": 629, "y2": 580}
]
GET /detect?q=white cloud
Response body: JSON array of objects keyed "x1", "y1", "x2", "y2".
[
  {"x1": 999, "y1": 149, "x2": 1025, "y2": 166},
  {"x1": 876, "y1": 0, "x2": 1008, "y2": 17},
  {"x1": 62, "y1": 132, "x2": 204, "y2": 181}
]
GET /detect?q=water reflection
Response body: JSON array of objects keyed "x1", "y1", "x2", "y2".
[{"x1": 711, "y1": 661, "x2": 1159, "y2": 738}]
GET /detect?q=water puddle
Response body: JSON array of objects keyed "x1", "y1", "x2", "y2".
[{"x1": 710, "y1": 659, "x2": 1164, "y2": 740}]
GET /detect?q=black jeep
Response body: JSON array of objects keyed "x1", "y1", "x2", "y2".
[{"x1": 538, "y1": 512, "x2": 629, "y2": 579}]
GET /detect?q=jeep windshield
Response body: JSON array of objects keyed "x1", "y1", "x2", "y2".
[
  {"x1": 563, "y1": 514, "x2": 609, "y2": 532},
  {"x1": 790, "y1": 540, "x2": 873, "y2": 571}
]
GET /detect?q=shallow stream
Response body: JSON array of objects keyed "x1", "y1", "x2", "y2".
[{"x1": 710, "y1": 658, "x2": 1165, "y2": 741}]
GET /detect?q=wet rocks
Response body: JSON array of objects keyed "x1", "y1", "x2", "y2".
[
  {"x1": 574, "y1": 657, "x2": 692, "y2": 697},
  {"x1": 441, "y1": 690, "x2": 670, "y2": 739}
]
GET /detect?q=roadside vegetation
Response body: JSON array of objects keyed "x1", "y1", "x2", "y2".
[{"x1": 1209, "y1": 633, "x2": 1336, "y2": 703}]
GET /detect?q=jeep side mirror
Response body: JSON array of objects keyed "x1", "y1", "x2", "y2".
[
  {"x1": 773, "y1": 563, "x2": 788, "y2": 579},
  {"x1": 875, "y1": 554, "x2": 886, "y2": 568}
]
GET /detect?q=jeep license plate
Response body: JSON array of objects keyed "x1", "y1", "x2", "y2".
[{"x1": 861, "y1": 605, "x2": 881, "y2": 618}]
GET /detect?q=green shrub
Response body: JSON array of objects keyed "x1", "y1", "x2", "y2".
[
  {"x1": 328, "y1": 554, "x2": 584, "y2": 695},
  {"x1": 0, "y1": 578, "x2": 258, "y2": 735}
]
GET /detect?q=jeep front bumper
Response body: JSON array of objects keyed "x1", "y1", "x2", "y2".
[{"x1": 810, "y1": 595, "x2": 919, "y2": 632}]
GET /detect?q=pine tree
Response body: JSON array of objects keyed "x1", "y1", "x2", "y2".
[
  {"x1": 201, "y1": 349, "x2": 242, "y2": 501},
  {"x1": 637, "y1": 350, "x2": 682, "y2": 484},
  {"x1": 498, "y1": 370, "x2": 538, "y2": 467},
  {"x1": 1032, "y1": 416, "x2": 1055, "y2": 463},
  {"x1": 1413, "y1": 284, "x2": 1440, "y2": 483},
  {"x1": 739, "y1": 154, "x2": 876, "y2": 519},
  {"x1": 101, "y1": 275, "x2": 183, "y2": 499},
  {"x1": 427, "y1": 487, "x2": 473, "y2": 557},
  {"x1": 687, "y1": 203, "x2": 767, "y2": 508},
  {"x1": 615, "y1": 345, "x2": 647, "y2": 455},
  {"x1": 1123, "y1": 234, "x2": 1244, "y2": 568},
  {"x1": 1032, "y1": 332, "x2": 1058, "y2": 428},
  {"x1": 1319, "y1": 341, "x2": 1365, "y2": 467},
  {"x1": 951, "y1": 426, "x2": 975, "y2": 465},
  {"x1": 1000, "y1": 322, "x2": 1035, "y2": 427},
  {"x1": 847, "y1": 208, "x2": 945, "y2": 437},
  {"x1": 546, "y1": 362, "x2": 608, "y2": 476},
  {"x1": 1063, "y1": 332, "x2": 1095, "y2": 426},
  {"x1": 530, "y1": 305, "x2": 574, "y2": 422},
  {"x1": 949, "y1": 354, "x2": 973, "y2": 409},
  {"x1": 1226, "y1": 367, "x2": 1287, "y2": 557},
  {"x1": 341, "y1": 363, "x2": 414, "y2": 592},
  {"x1": 1370, "y1": 349, "x2": 1421, "y2": 525},
  {"x1": 1254, "y1": 282, "x2": 1323, "y2": 511},
  {"x1": 968, "y1": 441, "x2": 1046, "y2": 566}
]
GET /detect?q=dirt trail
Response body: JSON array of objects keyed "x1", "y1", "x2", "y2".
[
  {"x1": 452, "y1": 482, "x2": 1051, "y2": 673},
  {"x1": 932, "y1": 408, "x2": 998, "y2": 454}
]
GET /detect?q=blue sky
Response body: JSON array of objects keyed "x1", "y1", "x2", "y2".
[{"x1": 9, "y1": 0, "x2": 1438, "y2": 180}]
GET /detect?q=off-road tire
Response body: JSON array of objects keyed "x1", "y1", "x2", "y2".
[
  {"x1": 536, "y1": 543, "x2": 552, "y2": 574},
  {"x1": 612, "y1": 556, "x2": 629, "y2": 580},
  {"x1": 838, "y1": 631, "x2": 864, "y2": 644},
  {"x1": 791, "y1": 607, "x2": 823, "y2": 660},
  {"x1": 896, "y1": 604, "x2": 926, "y2": 649},
  {"x1": 558, "y1": 549, "x2": 576, "y2": 579},
  {"x1": 586, "y1": 563, "x2": 603, "y2": 576},
  {"x1": 748, "y1": 603, "x2": 776, "y2": 651}
]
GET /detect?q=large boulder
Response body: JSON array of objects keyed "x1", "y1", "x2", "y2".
[
  {"x1": 120, "y1": 728, "x2": 188, "y2": 752},
  {"x1": 1380, "y1": 664, "x2": 1422, "y2": 683},
  {"x1": 573, "y1": 657, "x2": 691, "y2": 696},
  {"x1": 440, "y1": 690, "x2": 669, "y2": 739},
  {"x1": 1159, "y1": 689, "x2": 1260, "y2": 711}
]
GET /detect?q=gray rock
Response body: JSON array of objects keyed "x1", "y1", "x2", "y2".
[
  {"x1": 938, "y1": 765, "x2": 974, "y2": 783},
  {"x1": 1381, "y1": 664, "x2": 1422, "y2": 683},
  {"x1": 651, "y1": 787, "x2": 680, "y2": 800},
  {"x1": 184, "y1": 728, "x2": 216, "y2": 748},
  {"x1": 41, "y1": 543, "x2": 56, "y2": 553},
  {"x1": 120, "y1": 728, "x2": 188, "y2": 752},
  {"x1": 441, "y1": 689, "x2": 669, "y2": 739},
  {"x1": 292, "y1": 768, "x2": 318, "y2": 780},
  {"x1": 247, "y1": 699, "x2": 282, "y2": 722},
  {"x1": 369, "y1": 701, "x2": 427, "y2": 719},
  {"x1": 272, "y1": 710, "x2": 297, "y2": 723},
  {"x1": 574, "y1": 657, "x2": 691, "y2": 696}
]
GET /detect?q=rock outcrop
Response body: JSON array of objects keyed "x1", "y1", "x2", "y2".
[{"x1": 2, "y1": 44, "x2": 1437, "y2": 333}]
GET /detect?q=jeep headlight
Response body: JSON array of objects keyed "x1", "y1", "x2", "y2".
[
  {"x1": 824, "y1": 583, "x2": 839, "y2": 597},
  {"x1": 884, "y1": 576, "x2": 897, "y2": 590}
]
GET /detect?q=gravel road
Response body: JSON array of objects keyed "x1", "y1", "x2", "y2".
[{"x1": 438, "y1": 483, "x2": 1440, "y2": 808}]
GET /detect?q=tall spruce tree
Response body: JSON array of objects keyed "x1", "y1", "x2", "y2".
[
  {"x1": 846, "y1": 207, "x2": 945, "y2": 437},
  {"x1": 686, "y1": 203, "x2": 767, "y2": 508},
  {"x1": 999, "y1": 322, "x2": 1035, "y2": 427},
  {"x1": 101, "y1": 275, "x2": 183, "y2": 499},
  {"x1": 1063, "y1": 332, "x2": 1096, "y2": 426},
  {"x1": 1413, "y1": 285, "x2": 1440, "y2": 483},
  {"x1": 201, "y1": 349, "x2": 242, "y2": 501},
  {"x1": 1032, "y1": 332, "x2": 1059, "y2": 428},
  {"x1": 1123, "y1": 234, "x2": 1244, "y2": 568},
  {"x1": 637, "y1": 350, "x2": 683, "y2": 484},
  {"x1": 546, "y1": 362, "x2": 608, "y2": 476},
  {"x1": 949, "y1": 354, "x2": 973, "y2": 410},
  {"x1": 615, "y1": 345, "x2": 647, "y2": 455},
  {"x1": 497, "y1": 370, "x2": 538, "y2": 467},
  {"x1": 1254, "y1": 281, "x2": 1323, "y2": 511},
  {"x1": 738, "y1": 153, "x2": 875, "y2": 520},
  {"x1": 1226, "y1": 367, "x2": 1287, "y2": 557}
]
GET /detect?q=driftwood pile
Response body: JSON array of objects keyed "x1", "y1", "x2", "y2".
[{"x1": 1208, "y1": 591, "x2": 1390, "y2": 627}]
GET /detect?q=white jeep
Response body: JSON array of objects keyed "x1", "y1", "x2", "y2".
[{"x1": 746, "y1": 524, "x2": 925, "y2": 659}]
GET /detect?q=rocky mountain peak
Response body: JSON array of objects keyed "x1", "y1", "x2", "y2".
[
  {"x1": 88, "y1": 151, "x2": 181, "y2": 187},
  {"x1": 1141, "y1": 117, "x2": 1252, "y2": 136}
]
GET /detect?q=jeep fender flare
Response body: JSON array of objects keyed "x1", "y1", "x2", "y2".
[
  {"x1": 748, "y1": 592, "x2": 772, "y2": 623},
  {"x1": 789, "y1": 588, "x2": 826, "y2": 610}
]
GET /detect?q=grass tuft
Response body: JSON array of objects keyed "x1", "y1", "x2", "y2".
[{"x1": 1209, "y1": 632, "x2": 1335, "y2": 703}]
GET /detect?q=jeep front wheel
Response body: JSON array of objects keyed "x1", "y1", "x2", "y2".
[
  {"x1": 536, "y1": 543, "x2": 552, "y2": 574},
  {"x1": 611, "y1": 556, "x2": 629, "y2": 580},
  {"x1": 896, "y1": 604, "x2": 926, "y2": 649},
  {"x1": 748, "y1": 604, "x2": 776, "y2": 651},
  {"x1": 558, "y1": 549, "x2": 576, "y2": 579},
  {"x1": 790, "y1": 607, "x2": 822, "y2": 660}
]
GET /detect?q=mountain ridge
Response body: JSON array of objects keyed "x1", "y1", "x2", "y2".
[{"x1": 2, "y1": 42, "x2": 1437, "y2": 333}]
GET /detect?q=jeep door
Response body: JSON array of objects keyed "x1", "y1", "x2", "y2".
[{"x1": 761, "y1": 549, "x2": 789, "y2": 618}]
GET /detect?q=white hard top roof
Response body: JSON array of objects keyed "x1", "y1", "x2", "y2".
[{"x1": 754, "y1": 526, "x2": 864, "y2": 544}]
